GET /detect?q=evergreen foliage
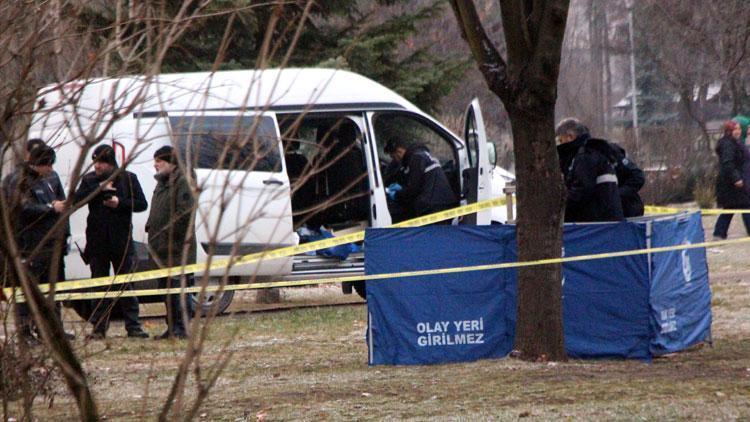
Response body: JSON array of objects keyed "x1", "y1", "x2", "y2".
[{"x1": 76, "y1": 0, "x2": 468, "y2": 112}]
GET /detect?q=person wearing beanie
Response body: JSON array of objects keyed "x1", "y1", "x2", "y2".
[
  {"x1": 153, "y1": 145, "x2": 176, "y2": 164},
  {"x1": 146, "y1": 144, "x2": 196, "y2": 339},
  {"x1": 73, "y1": 143, "x2": 149, "y2": 339},
  {"x1": 1, "y1": 142, "x2": 74, "y2": 344},
  {"x1": 25, "y1": 138, "x2": 46, "y2": 161}
]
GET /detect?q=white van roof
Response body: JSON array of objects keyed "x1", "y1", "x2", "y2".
[{"x1": 40, "y1": 68, "x2": 421, "y2": 116}]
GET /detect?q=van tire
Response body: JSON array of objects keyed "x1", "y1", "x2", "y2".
[{"x1": 190, "y1": 277, "x2": 237, "y2": 316}]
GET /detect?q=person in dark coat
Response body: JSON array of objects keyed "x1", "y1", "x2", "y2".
[
  {"x1": 73, "y1": 145, "x2": 149, "y2": 339},
  {"x1": 284, "y1": 140, "x2": 315, "y2": 226},
  {"x1": 609, "y1": 143, "x2": 645, "y2": 218},
  {"x1": 555, "y1": 118, "x2": 624, "y2": 223},
  {"x1": 3, "y1": 145, "x2": 74, "y2": 343},
  {"x1": 146, "y1": 146, "x2": 196, "y2": 339},
  {"x1": 383, "y1": 138, "x2": 458, "y2": 222},
  {"x1": 712, "y1": 120, "x2": 750, "y2": 239},
  {"x1": 322, "y1": 123, "x2": 369, "y2": 223}
]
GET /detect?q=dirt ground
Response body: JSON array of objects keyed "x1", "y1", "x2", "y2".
[{"x1": 5, "y1": 214, "x2": 750, "y2": 420}]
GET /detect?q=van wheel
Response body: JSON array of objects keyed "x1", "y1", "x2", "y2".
[
  {"x1": 190, "y1": 277, "x2": 236, "y2": 316},
  {"x1": 352, "y1": 281, "x2": 366, "y2": 300}
]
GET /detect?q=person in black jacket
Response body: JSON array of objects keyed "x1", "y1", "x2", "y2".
[
  {"x1": 609, "y1": 143, "x2": 645, "y2": 218},
  {"x1": 3, "y1": 145, "x2": 74, "y2": 343},
  {"x1": 712, "y1": 120, "x2": 750, "y2": 239},
  {"x1": 555, "y1": 118, "x2": 624, "y2": 223},
  {"x1": 73, "y1": 145, "x2": 149, "y2": 339},
  {"x1": 383, "y1": 138, "x2": 458, "y2": 222}
]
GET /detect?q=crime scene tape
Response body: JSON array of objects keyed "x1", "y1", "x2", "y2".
[
  {"x1": 645, "y1": 205, "x2": 750, "y2": 215},
  {"x1": 37, "y1": 234, "x2": 750, "y2": 303},
  {"x1": 2, "y1": 196, "x2": 508, "y2": 299}
]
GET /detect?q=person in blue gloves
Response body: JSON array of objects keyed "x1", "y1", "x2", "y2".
[{"x1": 383, "y1": 138, "x2": 458, "y2": 222}]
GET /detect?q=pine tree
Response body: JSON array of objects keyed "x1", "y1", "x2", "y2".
[{"x1": 76, "y1": 0, "x2": 467, "y2": 112}]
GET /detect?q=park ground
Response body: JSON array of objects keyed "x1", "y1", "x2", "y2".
[{"x1": 9, "y1": 214, "x2": 750, "y2": 420}]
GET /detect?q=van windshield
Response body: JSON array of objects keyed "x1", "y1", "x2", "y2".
[{"x1": 169, "y1": 115, "x2": 281, "y2": 172}]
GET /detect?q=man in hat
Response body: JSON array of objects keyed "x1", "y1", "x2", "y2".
[
  {"x1": 73, "y1": 144, "x2": 149, "y2": 339},
  {"x1": 4, "y1": 145, "x2": 74, "y2": 343},
  {"x1": 146, "y1": 145, "x2": 196, "y2": 339}
]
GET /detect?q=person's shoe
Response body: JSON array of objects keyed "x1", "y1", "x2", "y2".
[
  {"x1": 63, "y1": 332, "x2": 76, "y2": 341},
  {"x1": 86, "y1": 331, "x2": 106, "y2": 340},
  {"x1": 154, "y1": 330, "x2": 187, "y2": 340},
  {"x1": 127, "y1": 328, "x2": 150, "y2": 339}
]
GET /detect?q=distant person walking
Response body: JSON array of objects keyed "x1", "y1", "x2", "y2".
[
  {"x1": 713, "y1": 120, "x2": 750, "y2": 239},
  {"x1": 146, "y1": 146, "x2": 196, "y2": 339},
  {"x1": 73, "y1": 145, "x2": 149, "y2": 339}
]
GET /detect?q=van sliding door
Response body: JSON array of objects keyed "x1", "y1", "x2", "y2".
[{"x1": 166, "y1": 112, "x2": 295, "y2": 276}]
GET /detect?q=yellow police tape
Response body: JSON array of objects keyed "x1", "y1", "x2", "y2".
[
  {"x1": 38, "y1": 235, "x2": 750, "y2": 302},
  {"x1": 5, "y1": 199, "x2": 749, "y2": 303},
  {"x1": 3, "y1": 196, "x2": 507, "y2": 301},
  {"x1": 645, "y1": 205, "x2": 750, "y2": 215}
]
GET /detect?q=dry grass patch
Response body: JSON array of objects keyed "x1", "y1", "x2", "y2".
[{"x1": 8, "y1": 215, "x2": 750, "y2": 420}]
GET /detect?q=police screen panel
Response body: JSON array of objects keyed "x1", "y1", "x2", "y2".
[{"x1": 365, "y1": 213, "x2": 711, "y2": 365}]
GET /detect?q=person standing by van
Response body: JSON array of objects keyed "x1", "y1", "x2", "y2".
[
  {"x1": 713, "y1": 120, "x2": 750, "y2": 239},
  {"x1": 73, "y1": 145, "x2": 149, "y2": 339},
  {"x1": 383, "y1": 138, "x2": 458, "y2": 222},
  {"x1": 146, "y1": 146, "x2": 196, "y2": 339},
  {"x1": 4, "y1": 145, "x2": 74, "y2": 344}
]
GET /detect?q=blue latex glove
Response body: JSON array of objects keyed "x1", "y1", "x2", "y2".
[{"x1": 386, "y1": 183, "x2": 402, "y2": 200}]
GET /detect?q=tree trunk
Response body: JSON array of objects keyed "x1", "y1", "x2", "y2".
[
  {"x1": 450, "y1": 0, "x2": 570, "y2": 361},
  {"x1": 508, "y1": 110, "x2": 567, "y2": 361}
]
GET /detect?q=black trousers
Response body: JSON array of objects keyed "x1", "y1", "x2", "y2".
[
  {"x1": 88, "y1": 247, "x2": 142, "y2": 334},
  {"x1": 158, "y1": 275, "x2": 194, "y2": 335},
  {"x1": 713, "y1": 212, "x2": 750, "y2": 238},
  {"x1": 15, "y1": 256, "x2": 65, "y2": 336}
]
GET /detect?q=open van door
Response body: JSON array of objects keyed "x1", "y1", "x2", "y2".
[{"x1": 462, "y1": 98, "x2": 493, "y2": 225}]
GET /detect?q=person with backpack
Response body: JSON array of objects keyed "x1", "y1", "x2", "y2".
[
  {"x1": 555, "y1": 118, "x2": 624, "y2": 223},
  {"x1": 609, "y1": 143, "x2": 645, "y2": 218}
]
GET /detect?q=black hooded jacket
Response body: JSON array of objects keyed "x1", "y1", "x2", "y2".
[
  {"x1": 74, "y1": 170, "x2": 147, "y2": 256},
  {"x1": 557, "y1": 135, "x2": 624, "y2": 223},
  {"x1": 394, "y1": 144, "x2": 458, "y2": 217}
]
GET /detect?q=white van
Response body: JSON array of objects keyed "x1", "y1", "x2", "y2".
[{"x1": 26, "y1": 68, "x2": 512, "y2": 311}]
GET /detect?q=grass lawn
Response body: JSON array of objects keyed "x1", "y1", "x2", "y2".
[{"x1": 6, "y1": 215, "x2": 750, "y2": 420}]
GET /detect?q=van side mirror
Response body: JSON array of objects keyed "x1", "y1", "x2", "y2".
[{"x1": 488, "y1": 142, "x2": 497, "y2": 168}]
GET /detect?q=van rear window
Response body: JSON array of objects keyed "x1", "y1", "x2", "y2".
[{"x1": 169, "y1": 115, "x2": 281, "y2": 172}]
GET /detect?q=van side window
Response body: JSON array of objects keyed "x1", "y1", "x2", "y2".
[
  {"x1": 372, "y1": 112, "x2": 459, "y2": 195},
  {"x1": 169, "y1": 115, "x2": 281, "y2": 172}
]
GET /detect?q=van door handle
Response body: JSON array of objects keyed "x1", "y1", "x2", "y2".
[{"x1": 262, "y1": 178, "x2": 284, "y2": 185}]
